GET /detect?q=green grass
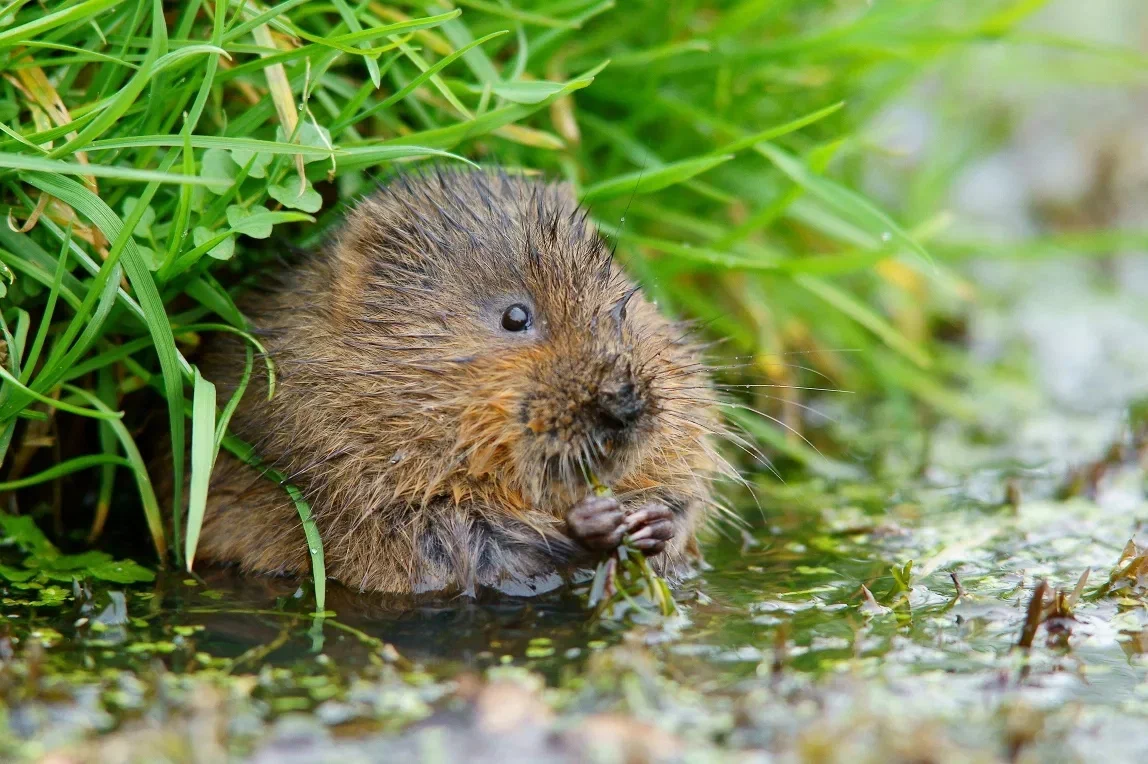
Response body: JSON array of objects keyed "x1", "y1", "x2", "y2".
[{"x1": 0, "y1": 0, "x2": 1137, "y2": 584}]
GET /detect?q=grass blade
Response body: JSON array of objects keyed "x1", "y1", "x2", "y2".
[
  {"x1": 0, "y1": 154, "x2": 209, "y2": 183},
  {"x1": 221, "y1": 433, "x2": 326, "y2": 613},
  {"x1": 582, "y1": 154, "x2": 734, "y2": 203},
  {"x1": 793, "y1": 273, "x2": 931, "y2": 368},
  {"x1": 0, "y1": 0, "x2": 121, "y2": 48},
  {"x1": 0, "y1": 365, "x2": 123, "y2": 420},
  {"x1": 0, "y1": 455, "x2": 134, "y2": 490},
  {"x1": 185, "y1": 367, "x2": 217, "y2": 571},
  {"x1": 24, "y1": 172, "x2": 190, "y2": 564},
  {"x1": 756, "y1": 141, "x2": 930, "y2": 262}
]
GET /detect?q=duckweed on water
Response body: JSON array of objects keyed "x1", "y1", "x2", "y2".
[{"x1": 0, "y1": 513, "x2": 153, "y2": 588}]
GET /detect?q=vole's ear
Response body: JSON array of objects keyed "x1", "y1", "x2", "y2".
[
  {"x1": 334, "y1": 190, "x2": 442, "y2": 274},
  {"x1": 323, "y1": 192, "x2": 438, "y2": 329}
]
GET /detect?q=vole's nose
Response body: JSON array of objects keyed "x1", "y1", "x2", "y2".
[{"x1": 596, "y1": 381, "x2": 645, "y2": 432}]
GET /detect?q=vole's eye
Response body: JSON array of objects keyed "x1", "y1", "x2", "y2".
[{"x1": 501, "y1": 304, "x2": 531, "y2": 332}]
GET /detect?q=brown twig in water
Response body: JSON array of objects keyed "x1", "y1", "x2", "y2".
[
  {"x1": 950, "y1": 571, "x2": 967, "y2": 599},
  {"x1": 1016, "y1": 580, "x2": 1048, "y2": 651}
]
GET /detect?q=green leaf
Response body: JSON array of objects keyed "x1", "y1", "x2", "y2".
[
  {"x1": 185, "y1": 276, "x2": 246, "y2": 328},
  {"x1": 288, "y1": 10, "x2": 462, "y2": 55},
  {"x1": 890, "y1": 560, "x2": 914, "y2": 592},
  {"x1": 268, "y1": 177, "x2": 323, "y2": 213},
  {"x1": 0, "y1": 365, "x2": 125, "y2": 420},
  {"x1": 0, "y1": 564, "x2": 38, "y2": 583},
  {"x1": 122, "y1": 197, "x2": 156, "y2": 238},
  {"x1": 756, "y1": 141, "x2": 930, "y2": 261},
  {"x1": 185, "y1": 367, "x2": 217, "y2": 572},
  {"x1": 88, "y1": 558, "x2": 155, "y2": 584},
  {"x1": 582, "y1": 154, "x2": 734, "y2": 203},
  {"x1": 0, "y1": 513, "x2": 57, "y2": 557},
  {"x1": 792, "y1": 273, "x2": 931, "y2": 368},
  {"x1": 88, "y1": 135, "x2": 338, "y2": 159},
  {"x1": 193, "y1": 227, "x2": 236, "y2": 260},
  {"x1": 334, "y1": 30, "x2": 509, "y2": 132},
  {"x1": 316, "y1": 146, "x2": 474, "y2": 175},
  {"x1": 715, "y1": 101, "x2": 846, "y2": 155},
  {"x1": 0, "y1": 0, "x2": 123, "y2": 48},
  {"x1": 0, "y1": 455, "x2": 135, "y2": 491},
  {"x1": 294, "y1": 122, "x2": 334, "y2": 165},
  {"x1": 331, "y1": 0, "x2": 381, "y2": 87},
  {"x1": 382, "y1": 61, "x2": 607, "y2": 150},
  {"x1": 43, "y1": 8, "x2": 166, "y2": 158},
  {"x1": 229, "y1": 147, "x2": 272, "y2": 178},
  {"x1": 221, "y1": 434, "x2": 326, "y2": 613},
  {"x1": 226, "y1": 204, "x2": 272, "y2": 238},
  {"x1": 36, "y1": 550, "x2": 113, "y2": 571},
  {"x1": 137, "y1": 245, "x2": 160, "y2": 271},
  {"x1": 201, "y1": 147, "x2": 237, "y2": 194},
  {"x1": 484, "y1": 79, "x2": 571, "y2": 104},
  {"x1": 1, "y1": 153, "x2": 209, "y2": 184},
  {"x1": 226, "y1": 205, "x2": 314, "y2": 240}
]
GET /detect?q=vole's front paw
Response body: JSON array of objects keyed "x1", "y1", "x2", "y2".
[
  {"x1": 567, "y1": 497, "x2": 675, "y2": 557},
  {"x1": 623, "y1": 502, "x2": 674, "y2": 556},
  {"x1": 566, "y1": 495, "x2": 626, "y2": 552}
]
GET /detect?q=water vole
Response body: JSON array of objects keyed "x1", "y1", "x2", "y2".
[{"x1": 192, "y1": 168, "x2": 725, "y2": 595}]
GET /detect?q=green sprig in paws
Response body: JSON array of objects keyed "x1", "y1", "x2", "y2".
[{"x1": 584, "y1": 473, "x2": 677, "y2": 622}]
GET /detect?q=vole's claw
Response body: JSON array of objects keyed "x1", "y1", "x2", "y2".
[
  {"x1": 567, "y1": 495, "x2": 626, "y2": 551},
  {"x1": 568, "y1": 498, "x2": 676, "y2": 555},
  {"x1": 624, "y1": 502, "x2": 675, "y2": 556},
  {"x1": 630, "y1": 537, "x2": 668, "y2": 554},
  {"x1": 624, "y1": 503, "x2": 672, "y2": 532}
]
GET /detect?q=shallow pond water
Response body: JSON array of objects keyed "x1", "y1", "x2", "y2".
[{"x1": 4, "y1": 424, "x2": 1148, "y2": 762}]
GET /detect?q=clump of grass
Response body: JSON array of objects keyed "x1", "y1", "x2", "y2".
[{"x1": 0, "y1": 0, "x2": 1077, "y2": 585}]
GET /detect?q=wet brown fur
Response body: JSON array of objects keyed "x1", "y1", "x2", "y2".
[{"x1": 191, "y1": 168, "x2": 726, "y2": 595}]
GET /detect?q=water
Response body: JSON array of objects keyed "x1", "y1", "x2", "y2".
[{"x1": 5, "y1": 416, "x2": 1148, "y2": 761}]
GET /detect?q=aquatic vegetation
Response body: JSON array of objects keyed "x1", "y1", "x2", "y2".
[
  {"x1": 4, "y1": 404, "x2": 1148, "y2": 760},
  {"x1": 0, "y1": 513, "x2": 153, "y2": 587}
]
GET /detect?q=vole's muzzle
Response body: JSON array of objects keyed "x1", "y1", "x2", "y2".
[{"x1": 595, "y1": 380, "x2": 645, "y2": 434}]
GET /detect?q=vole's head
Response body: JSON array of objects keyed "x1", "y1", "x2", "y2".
[{"x1": 322, "y1": 168, "x2": 716, "y2": 509}]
